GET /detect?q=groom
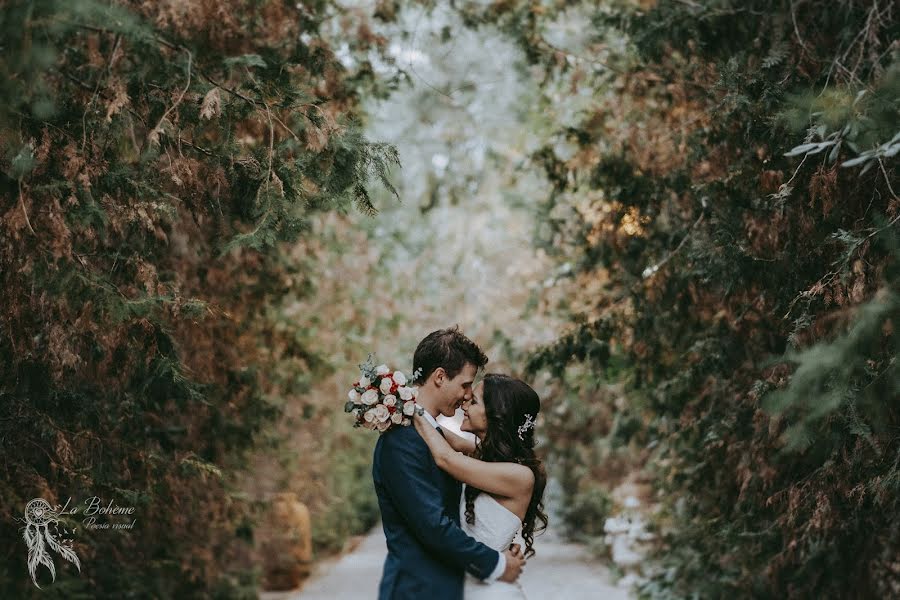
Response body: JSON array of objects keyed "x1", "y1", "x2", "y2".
[{"x1": 373, "y1": 327, "x2": 525, "y2": 599}]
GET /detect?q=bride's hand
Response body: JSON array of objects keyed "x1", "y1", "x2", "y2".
[
  {"x1": 413, "y1": 409, "x2": 452, "y2": 457},
  {"x1": 412, "y1": 408, "x2": 428, "y2": 433}
]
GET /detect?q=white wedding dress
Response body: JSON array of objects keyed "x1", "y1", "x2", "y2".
[{"x1": 460, "y1": 484, "x2": 528, "y2": 599}]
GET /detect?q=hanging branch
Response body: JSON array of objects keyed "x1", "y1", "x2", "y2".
[{"x1": 146, "y1": 48, "x2": 192, "y2": 149}]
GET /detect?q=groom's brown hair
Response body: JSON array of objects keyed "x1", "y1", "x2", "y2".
[{"x1": 413, "y1": 326, "x2": 488, "y2": 384}]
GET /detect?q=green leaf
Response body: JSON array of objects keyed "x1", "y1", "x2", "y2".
[
  {"x1": 224, "y1": 54, "x2": 267, "y2": 69},
  {"x1": 841, "y1": 155, "x2": 870, "y2": 168},
  {"x1": 784, "y1": 143, "x2": 818, "y2": 157},
  {"x1": 9, "y1": 144, "x2": 35, "y2": 179}
]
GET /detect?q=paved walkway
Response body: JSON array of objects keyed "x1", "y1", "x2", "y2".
[{"x1": 262, "y1": 519, "x2": 631, "y2": 600}]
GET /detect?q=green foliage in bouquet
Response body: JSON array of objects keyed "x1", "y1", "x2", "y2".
[
  {"x1": 343, "y1": 356, "x2": 418, "y2": 431},
  {"x1": 0, "y1": 1, "x2": 397, "y2": 596}
]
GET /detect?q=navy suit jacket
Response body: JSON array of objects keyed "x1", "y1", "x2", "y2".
[{"x1": 373, "y1": 424, "x2": 500, "y2": 600}]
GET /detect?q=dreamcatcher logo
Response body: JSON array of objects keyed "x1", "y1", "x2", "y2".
[{"x1": 20, "y1": 498, "x2": 81, "y2": 589}]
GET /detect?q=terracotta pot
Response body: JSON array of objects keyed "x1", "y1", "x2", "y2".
[{"x1": 259, "y1": 492, "x2": 313, "y2": 591}]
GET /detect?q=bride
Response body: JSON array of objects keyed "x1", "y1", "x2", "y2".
[{"x1": 414, "y1": 373, "x2": 548, "y2": 599}]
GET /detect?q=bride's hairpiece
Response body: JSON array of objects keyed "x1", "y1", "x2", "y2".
[{"x1": 517, "y1": 414, "x2": 535, "y2": 441}]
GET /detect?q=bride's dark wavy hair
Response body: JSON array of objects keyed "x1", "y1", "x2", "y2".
[{"x1": 464, "y1": 373, "x2": 548, "y2": 558}]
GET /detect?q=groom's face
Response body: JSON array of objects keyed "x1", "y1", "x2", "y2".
[{"x1": 437, "y1": 362, "x2": 477, "y2": 418}]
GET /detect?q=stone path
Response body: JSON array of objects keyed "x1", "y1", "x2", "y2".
[{"x1": 263, "y1": 517, "x2": 632, "y2": 600}]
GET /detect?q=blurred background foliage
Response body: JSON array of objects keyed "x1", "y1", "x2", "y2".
[
  {"x1": 1, "y1": 0, "x2": 400, "y2": 596},
  {"x1": 2, "y1": 0, "x2": 897, "y2": 598}
]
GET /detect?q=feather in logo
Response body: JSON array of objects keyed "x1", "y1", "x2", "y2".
[{"x1": 20, "y1": 498, "x2": 81, "y2": 588}]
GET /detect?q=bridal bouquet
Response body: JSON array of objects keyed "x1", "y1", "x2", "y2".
[{"x1": 344, "y1": 356, "x2": 421, "y2": 432}]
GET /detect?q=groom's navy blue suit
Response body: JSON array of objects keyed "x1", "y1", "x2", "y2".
[{"x1": 373, "y1": 423, "x2": 499, "y2": 600}]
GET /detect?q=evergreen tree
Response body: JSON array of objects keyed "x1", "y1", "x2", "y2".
[
  {"x1": 449, "y1": 0, "x2": 899, "y2": 597},
  {"x1": 1, "y1": 1, "x2": 397, "y2": 596}
]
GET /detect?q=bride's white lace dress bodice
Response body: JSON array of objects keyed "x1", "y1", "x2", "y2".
[{"x1": 460, "y1": 484, "x2": 528, "y2": 599}]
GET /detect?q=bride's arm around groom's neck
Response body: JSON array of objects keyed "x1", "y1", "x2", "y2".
[{"x1": 440, "y1": 427, "x2": 477, "y2": 455}]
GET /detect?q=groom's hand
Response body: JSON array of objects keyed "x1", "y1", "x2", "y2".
[{"x1": 498, "y1": 547, "x2": 525, "y2": 582}]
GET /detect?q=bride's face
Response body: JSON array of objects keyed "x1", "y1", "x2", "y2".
[{"x1": 460, "y1": 381, "x2": 488, "y2": 437}]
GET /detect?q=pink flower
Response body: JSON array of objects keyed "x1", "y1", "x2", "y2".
[
  {"x1": 361, "y1": 389, "x2": 379, "y2": 405},
  {"x1": 372, "y1": 404, "x2": 390, "y2": 422}
]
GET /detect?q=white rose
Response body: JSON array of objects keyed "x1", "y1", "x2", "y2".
[
  {"x1": 359, "y1": 375, "x2": 371, "y2": 388},
  {"x1": 376, "y1": 364, "x2": 390, "y2": 375},
  {"x1": 402, "y1": 402, "x2": 415, "y2": 416},
  {"x1": 398, "y1": 386, "x2": 413, "y2": 401},
  {"x1": 361, "y1": 389, "x2": 379, "y2": 405},
  {"x1": 383, "y1": 395, "x2": 397, "y2": 407},
  {"x1": 376, "y1": 420, "x2": 390, "y2": 432},
  {"x1": 363, "y1": 409, "x2": 376, "y2": 423},
  {"x1": 392, "y1": 371, "x2": 407, "y2": 386},
  {"x1": 379, "y1": 377, "x2": 394, "y2": 394},
  {"x1": 373, "y1": 404, "x2": 390, "y2": 422},
  {"x1": 402, "y1": 418, "x2": 411, "y2": 426},
  {"x1": 391, "y1": 412, "x2": 403, "y2": 424},
  {"x1": 348, "y1": 389, "x2": 360, "y2": 402}
]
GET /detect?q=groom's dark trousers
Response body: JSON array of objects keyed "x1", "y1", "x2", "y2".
[{"x1": 373, "y1": 424, "x2": 499, "y2": 600}]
